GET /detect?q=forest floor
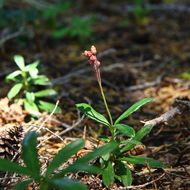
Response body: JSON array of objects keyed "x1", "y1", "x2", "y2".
[{"x1": 0, "y1": 2, "x2": 190, "y2": 190}]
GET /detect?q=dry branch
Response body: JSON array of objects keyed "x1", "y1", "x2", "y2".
[{"x1": 143, "y1": 98, "x2": 190, "y2": 127}]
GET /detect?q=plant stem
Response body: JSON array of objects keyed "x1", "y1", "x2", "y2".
[
  {"x1": 22, "y1": 71, "x2": 29, "y2": 91},
  {"x1": 98, "y1": 80, "x2": 115, "y2": 137}
]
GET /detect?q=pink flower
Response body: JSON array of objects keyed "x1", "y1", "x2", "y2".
[
  {"x1": 83, "y1": 45, "x2": 101, "y2": 82},
  {"x1": 91, "y1": 45, "x2": 97, "y2": 54}
]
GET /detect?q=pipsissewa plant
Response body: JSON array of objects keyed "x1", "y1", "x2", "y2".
[
  {"x1": 6, "y1": 55, "x2": 61, "y2": 115},
  {"x1": 0, "y1": 131, "x2": 117, "y2": 190},
  {"x1": 76, "y1": 46, "x2": 164, "y2": 187}
]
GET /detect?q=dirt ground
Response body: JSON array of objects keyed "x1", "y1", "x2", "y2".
[{"x1": 0, "y1": 1, "x2": 190, "y2": 189}]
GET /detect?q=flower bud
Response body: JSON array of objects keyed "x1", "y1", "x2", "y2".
[
  {"x1": 91, "y1": 45, "x2": 97, "y2": 55},
  {"x1": 89, "y1": 55, "x2": 96, "y2": 61}
]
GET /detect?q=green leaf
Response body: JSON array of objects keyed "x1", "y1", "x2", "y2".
[
  {"x1": 24, "y1": 99, "x2": 39, "y2": 115},
  {"x1": 115, "y1": 98, "x2": 154, "y2": 124},
  {"x1": 99, "y1": 135, "x2": 110, "y2": 143},
  {"x1": 76, "y1": 103, "x2": 110, "y2": 126},
  {"x1": 22, "y1": 132, "x2": 40, "y2": 181},
  {"x1": 46, "y1": 139, "x2": 85, "y2": 176},
  {"x1": 126, "y1": 166, "x2": 132, "y2": 186},
  {"x1": 26, "y1": 92, "x2": 35, "y2": 104},
  {"x1": 135, "y1": 124, "x2": 154, "y2": 141},
  {"x1": 180, "y1": 72, "x2": 190, "y2": 80},
  {"x1": 54, "y1": 141, "x2": 118, "y2": 178},
  {"x1": 59, "y1": 163, "x2": 101, "y2": 175},
  {"x1": 102, "y1": 161, "x2": 114, "y2": 187},
  {"x1": 121, "y1": 124, "x2": 153, "y2": 153},
  {"x1": 14, "y1": 179, "x2": 33, "y2": 190},
  {"x1": 25, "y1": 61, "x2": 39, "y2": 70},
  {"x1": 8, "y1": 83, "x2": 23, "y2": 99},
  {"x1": 33, "y1": 75, "x2": 51, "y2": 85},
  {"x1": 34, "y1": 89, "x2": 57, "y2": 97},
  {"x1": 53, "y1": 27, "x2": 70, "y2": 38},
  {"x1": 75, "y1": 141, "x2": 118, "y2": 164},
  {"x1": 115, "y1": 161, "x2": 132, "y2": 186},
  {"x1": 6, "y1": 70, "x2": 22, "y2": 81},
  {"x1": 25, "y1": 61, "x2": 39, "y2": 78},
  {"x1": 38, "y1": 100, "x2": 62, "y2": 113},
  {"x1": 29, "y1": 68, "x2": 39, "y2": 78},
  {"x1": 42, "y1": 2, "x2": 71, "y2": 19},
  {"x1": 50, "y1": 178, "x2": 87, "y2": 190},
  {"x1": 121, "y1": 139, "x2": 142, "y2": 152},
  {"x1": 14, "y1": 55, "x2": 25, "y2": 71},
  {"x1": 121, "y1": 156, "x2": 164, "y2": 168},
  {"x1": 114, "y1": 124, "x2": 135, "y2": 137},
  {"x1": 0, "y1": 159, "x2": 30, "y2": 176}
]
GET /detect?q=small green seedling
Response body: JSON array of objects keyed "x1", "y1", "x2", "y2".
[
  {"x1": 180, "y1": 72, "x2": 190, "y2": 80},
  {"x1": 76, "y1": 46, "x2": 164, "y2": 187},
  {"x1": 6, "y1": 55, "x2": 61, "y2": 115},
  {"x1": 0, "y1": 131, "x2": 117, "y2": 190},
  {"x1": 133, "y1": 0, "x2": 150, "y2": 26},
  {"x1": 53, "y1": 16, "x2": 95, "y2": 40}
]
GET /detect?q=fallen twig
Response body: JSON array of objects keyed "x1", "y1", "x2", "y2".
[
  {"x1": 0, "y1": 27, "x2": 25, "y2": 47},
  {"x1": 119, "y1": 172, "x2": 165, "y2": 190},
  {"x1": 143, "y1": 98, "x2": 190, "y2": 127},
  {"x1": 100, "y1": 3, "x2": 190, "y2": 15},
  {"x1": 126, "y1": 75, "x2": 163, "y2": 91}
]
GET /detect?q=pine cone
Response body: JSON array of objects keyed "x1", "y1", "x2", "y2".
[
  {"x1": 0, "y1": 125, "x2": 23, "y2": 189},
  {"x1": 0, "y1": 124, "x2": 23, "y2": 160}
]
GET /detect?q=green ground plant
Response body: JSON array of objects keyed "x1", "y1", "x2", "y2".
[
  {"x1": 180, "y1": 72, "x2": 190, "y2": 80},
  {"x1": 52, "y1": 15, "x2": 94, "y2": 40},
  {"x1": 0, "y1": 131, "x2": 117, "y2": 190},
  {"x1": 6, "y1": 55, "x2": 61, "y2": 115},
  {"x1": 76, "y1": 46, "x2": 164, "y2": 187},
  {"x1": 0, "y1": 1, "x2": 94, "y2": 41},
  {"x1": 133, "y1": 0, "x2": 150, "y2": 25}
]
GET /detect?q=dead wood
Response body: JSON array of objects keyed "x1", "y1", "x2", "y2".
[{"x1": 144, "y1": 98, "x2": 190, "y2": 127}]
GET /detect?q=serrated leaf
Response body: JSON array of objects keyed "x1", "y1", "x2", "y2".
[
  {"x1": 14, "y1": 55, "x2": 25, "y2": 71},
  {"x1": 122, "y1": 156, "x2": 164, "y2": 168},
  {"x1": 6, "y1": 70, "x2": 22, "y2": 81},
  {"x1": 114, "y1": 124, "x2": 135, "y2": 137},
  {"x1": 22, "y1": 131, "x2": 40, "y2": 181},
  {"x1": 38, "y1": 100, "x2": 62, "y2": 113},
  {"x1": 102, "y1": 161, "x2": 114, "y2": 187},
  {"x1": 76, "y1": 103, "x2": 110, "y2": 126},
  {"x1": 34, "y1": 89, "x2": 57, "y2": 97},
  {"x1": 46, "y1": 139, "x2": 85, "y2": 176},
  {"x1": 14, "y1": 179, "x2": 33, "y2": 190},
  {"x1": 115, "y1": 98, "x2": 154, "y2": 124},
  {"x1": 115, "y1": 161, "x2": 132, "y2": 186},
  {"x1": 8, "y1": 83, "x2": 23, "y2": 99},
  {"x1": 0, "y1": 159, "x2": 30, "y2": 176},
  {"x1": 50, "y1": 178, "x2": 87, "y2": 190}
]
